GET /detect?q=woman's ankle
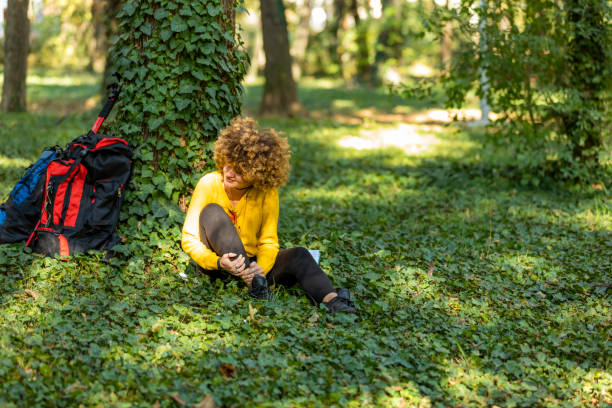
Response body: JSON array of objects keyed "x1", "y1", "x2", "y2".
[{"x1": 322, "y1": 292, "x2": 338, "y2": 304}]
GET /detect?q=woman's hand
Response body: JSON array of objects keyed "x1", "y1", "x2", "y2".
[
  {"x1": 219, "y1": 253, "x2": 247, "y2": 276},
  {"x1": 247, "y1": 262, "x2": 264, "y2": 277},
  {"x1": 219, "y1": 254, "x2": 264, "y2": 287},
  {"x1": 239, "y1": 262, "x2": 264, "y2": 287}
]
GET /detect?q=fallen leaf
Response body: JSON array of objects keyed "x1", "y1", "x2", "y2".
[
  {"x1": 64, "y1": 382, "x2": 86, "y2": 394},
  {"x1": 219, "y1": 363, "x2": 236, "y2": 378},
  {"x1": 151, "y1": 320, "x2": 163, "y2": 333},
  {"x1": 24, "y1": 289, "x2": 40, "y2": 299},
  {"x1": 248, "y1": 303, "x2": 258, "y2": 321},
  {"x1": 308, "y1": 312, "x2": 319, "y2": 324},
  {"x1": 193, "y1": 394, "x2": 215, "y2": 408},
  {"x1": 169, "y1": 393, "x2": 186, "y2": 406}
]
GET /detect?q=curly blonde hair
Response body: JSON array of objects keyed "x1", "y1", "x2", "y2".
[{"x1": 214, "y1": 117, "x2": 291, "y2": 190}]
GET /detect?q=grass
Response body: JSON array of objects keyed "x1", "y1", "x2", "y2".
[{"x1": 0, "y1": 71, "x2": 610, "y2": 407}]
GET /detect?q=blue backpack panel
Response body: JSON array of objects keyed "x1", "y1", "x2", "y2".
[{"x1": 0, "y1": 148, "x2": 60, "y2": 242}]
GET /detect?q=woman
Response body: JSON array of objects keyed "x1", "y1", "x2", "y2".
[{"x1": 181, "y1": 117, "x2": 356, "y2": 314}]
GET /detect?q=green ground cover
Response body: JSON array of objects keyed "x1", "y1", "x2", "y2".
[{"x1": 0, "y1": 72, "x2": 610, "y2": 407}]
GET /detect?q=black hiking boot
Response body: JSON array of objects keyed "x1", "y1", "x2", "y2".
[
  {"x1": 249, "y1": 275, "x2": 272, "y2": 300},
  {"x1": 324, "y1": 289, "x2": 356, "y2": 314}
]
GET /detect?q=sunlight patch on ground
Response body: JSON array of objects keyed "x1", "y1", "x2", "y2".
[
  {"x1": 408, "y1": 62, "x2": 434, "y2": 77},
  {"x1": 338, "y1": 123, "x2": 442, "y2": 154},
  {"x1": 316, "y1": 107, "x2": 499, "y2": 125},
  {"x1": 29, "y1": 95, "x2": 99, "y2": 114},
  {"x1": 408, "y1": 108, "x2": 499, "y2": 123},
  {"x1": 27, "y1": 74, "x2": 99, "y2": 87},
  {"x1": 0, "y1": 156, "x2": 30, "y2": 169}
]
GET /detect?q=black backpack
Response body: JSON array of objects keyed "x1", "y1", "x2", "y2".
[
  {"x1": 26, "y1": 133, "x2": 133, "y2": 257},
  {"x1": 1, "y1": 73, "x2": 133, "y2": 257}
]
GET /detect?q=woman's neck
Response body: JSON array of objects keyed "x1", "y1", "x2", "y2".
[{"x1": 223, "y1": 181, "x2": 248, "y2": 203}]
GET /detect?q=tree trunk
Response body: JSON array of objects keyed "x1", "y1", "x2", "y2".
[
  {"x1": 107, "y1": 0, "x2": 247, "y2": 206},
  {"x1": 245, "y1": 9, "x2": 265, "y2": 82},
  {"x1": 478, "y1": 0, "x2": 490, "y2": 123},
  {"x1": 259, "y1": 0, "x2": 303, "y2": 116},
  {"x1": 1, "y1": 0, "x2": 30, "y2": 112},
  {"x1": 90, "y1": 0, "x2": 108, "y2": 73},
  {"x1": 349, "y1": 0, "x2": 372, "y2": 85},
  {"x1": 563, "y1": 0, "x2": 607, "y2": 162},
  {"x1": 101, "y1": 0, "x2": 121, "y2": 92},
  {"x1": 328, "y1": 0, "x2": 346, "y2": 75},
  {"x1": 292, "y1": 0, "x2": 312, "y2": 80},
  {"x1": 372, "y1": 0, "x2": 391, "y2": 84},
  {"x1": 441, "y1": 0, "x2": 452, "y2": 72}
]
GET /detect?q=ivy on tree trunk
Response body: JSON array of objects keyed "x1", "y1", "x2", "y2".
[
  {"x1": 106, "y1": 0, "x2": 248, "y2": 225},
  {"x1": 563, "y1": 0, "x2": 610, "y2": 164}
]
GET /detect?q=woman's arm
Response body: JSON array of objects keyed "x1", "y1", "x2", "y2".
[
  {"x1": 181, "y1": 175, "x2": 220, "y2": 270},
  {"x1": 256, "y1": 189, "x2": 280, "y2": 274}
]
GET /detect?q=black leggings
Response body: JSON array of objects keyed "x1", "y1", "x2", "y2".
[{"x1": 199, "y1": 203, "x2": 335, "y2": 304}]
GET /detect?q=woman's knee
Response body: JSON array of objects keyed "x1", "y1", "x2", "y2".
[
  {"x1": 200, "y1": 203, "x2": 225, "y2": 219},
  {"x1": 199, "y1": 203, "x2": 233, "y2": 241},
  {"x1": 290, "y1": 247, "x2": 320, "y2": 274}
]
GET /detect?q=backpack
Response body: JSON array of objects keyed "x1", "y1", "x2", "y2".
[
  {"x1": 0, "y1": 147, "x2": 62, "y2": 243},
  {"x1": 26, "y1": 132, "x2": 133, "y2": 257}
]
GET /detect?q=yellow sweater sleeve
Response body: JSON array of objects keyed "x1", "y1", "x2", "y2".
[
  {"x1": 257, "y1": 189, "x2": 280, "y2": 274},
  {"x1": 181, "y1": 175, "x2": 220, "y2": 270}
]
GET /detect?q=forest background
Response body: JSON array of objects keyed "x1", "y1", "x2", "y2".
[{"x1": 0, "y1": 0, "x2": 610, "y2": 407}]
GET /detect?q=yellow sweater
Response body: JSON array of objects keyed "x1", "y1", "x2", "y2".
[{"x1": 181, "y1": 172, "x2": 280, "y2": 273}]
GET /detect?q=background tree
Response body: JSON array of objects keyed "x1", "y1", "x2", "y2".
[
  {"x1": 1, "y1": 0, "x2": 29, "y2": 112},
  {"x1": 402, "y1": 0, "x2": 611, "y2": 184},
  {"x1": 90, "y1": 0, "x2": 107, "y2": 73},
  {"x1": 328, "y1": 0, "x2": 346, "y2": 76},
  {"x1": 349, "y1": 0, "x2": 372, "y2": 85},
  {"x1": 101, "y1": 0, "x2": 121, "y2": 92},
  {"x1": 29, "y1": 0, "x2": 94, "y2": 71},
  {"x1": 290, "y1": 0, "x2": 312, "y2": 79},
  {"x1": 440, "y1": 0, "x2": 452, "y2": 71},
  {"x1": 557, "y1": 0, "x2": 610, "y2": 167},
  {"x1": 259, "y1": 0, "x2": 302, "y2": 116}
]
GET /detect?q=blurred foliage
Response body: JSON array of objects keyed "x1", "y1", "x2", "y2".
[
  {"x1": 301, "y1": 0, "x2": 439, "y2": 82},
  {"x1": 398, "y1": 0, "x2": 612, "y2": 185},
  {"x1": 29, "y1": 0, "x2": 95, "y2": 71}
]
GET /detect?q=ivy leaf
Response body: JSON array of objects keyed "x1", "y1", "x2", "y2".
[
  {"x1": 179, "y1": 7, "x2": 193, "y2": 17},
  {"x1": 207, "y1": 4, "x2": 221, "y2": 17},
  {"x1": 120, "y1": 2, "x2": 137, "y2": 17},
  {"x1": 148, "y1": 117, "x2": 164, "y2": 131},
  {"x1": 175, "y1": 98, "x2": 191, "y2": 111},
  {"x1": 152, "y1": 201, "x2": 170, "y2": 218},
  {"x1": 141, "y1": 22, "x2": 152, "y2": 36},
  {"x1": 179, "y1": 84, "x2": 199, "y2": 94},
  {"x1": 171, "y1": 15, "x2": 188, "y2": 32},
  {"x1": 154, "y1": 8, "x2": 170, "y2": 20},
  {"x1": 160, "y1": 29, "x2": 172, "y2": 42},
  {"x1": 192, "y1": 70, "x2": 206, "y2": 81}
]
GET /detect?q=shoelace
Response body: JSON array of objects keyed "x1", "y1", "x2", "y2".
[{"x1": 342, "y1": 297, "x2": 355, "y2": 308}]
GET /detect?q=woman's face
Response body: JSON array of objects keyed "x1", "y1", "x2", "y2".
[{"x1": 223, "y1": 165, "x2": 251, "y2": 190}]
